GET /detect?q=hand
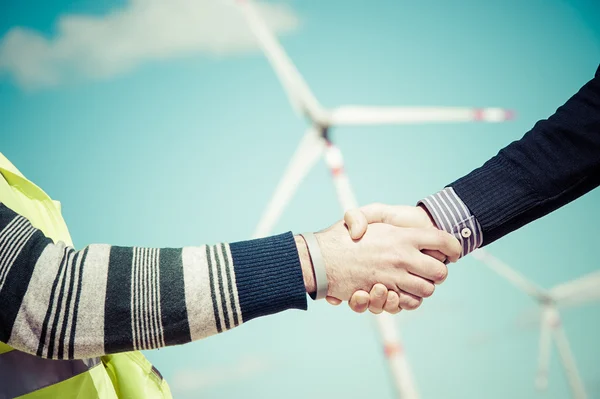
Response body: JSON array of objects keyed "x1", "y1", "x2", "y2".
[
  {"x1": 345, "y1": 203, "x2": 437, "y2": 239},
  {"x1": 295, "y1": 218, "x2": 461, "y2": 305},
  {"x1": 341, "y1": 203, "x2": 460, "y2": 314}
]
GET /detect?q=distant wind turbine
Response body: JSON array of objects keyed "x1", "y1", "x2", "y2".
[
  {"x1": 472, "y1": 249, "x2": 597, "y2": 399},
  {"x1": 237, "y1": 1, "x2": 514, "y2": 397}
]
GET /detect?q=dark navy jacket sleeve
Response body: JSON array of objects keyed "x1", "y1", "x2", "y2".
[{"x1": 450, "y1": 65, "x2": 600, "y2": 246}]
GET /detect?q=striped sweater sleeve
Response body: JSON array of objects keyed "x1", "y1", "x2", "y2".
[{"x1": 0, "y1": 203, "x2": 307, "y2": 360}]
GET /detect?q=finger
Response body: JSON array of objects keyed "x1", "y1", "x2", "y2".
[
  {"x1": 326, "y1": 296, "x2": 342, "y2": 306},
  {"x1": 344, "y1": 209, "x2": 368, "y2": 240},
  {"x1": 412, "y1": 228, "x2": 462, "y2": 263},
  {"x1": 396, "y1": 290, "x2": 423, "y2": 310},
  {"x1": 408, "y1": 253, "x2": 449, "y2": 284},
  {"x1": 368, "y1": 284, "x2": 388, "y2": 314},
  {"x1": 348, "y1": 291, "x2": 370, "y2": 313},
  {"x1": 396, "y1": 272, "x2": 436, "y2": 298},
  {"x1": 382, "y1": 290, "x2": 402, "y2": 314},
  {"x1": 422, "y1": 249, "x2": 447, "y2": 263}
]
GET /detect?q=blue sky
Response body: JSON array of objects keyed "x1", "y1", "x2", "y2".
[{"x1": 1, "y1": 1, "x2": 600, "y2": 398}]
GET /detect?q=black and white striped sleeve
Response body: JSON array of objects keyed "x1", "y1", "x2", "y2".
[
  {"x1": 417, "y1": 187, "x2": 483, "y2": 258},
  {"x1": 0, "y1": 203, "x2": 307, "y2": 360}
]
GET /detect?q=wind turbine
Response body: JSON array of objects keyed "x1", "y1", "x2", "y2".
[
  {"x1": 472, "y1": 249, "x2": 598, "y2": 399},
  {"x1": 236, "y1": 1, "x2": 513, "y2": 397}
]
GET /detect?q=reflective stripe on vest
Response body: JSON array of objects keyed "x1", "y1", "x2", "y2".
[{"x1": 0, "y1": 350, "x2": 101, "y2": 398}]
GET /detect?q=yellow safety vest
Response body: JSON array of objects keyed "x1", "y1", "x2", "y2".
[{"x1": 0, "y1": 152, "x2": 172, "y2": 398}]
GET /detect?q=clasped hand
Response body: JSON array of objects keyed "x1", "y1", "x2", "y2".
[{"x1": 312, "y1": 203, "x2": 460, "y2": 314}]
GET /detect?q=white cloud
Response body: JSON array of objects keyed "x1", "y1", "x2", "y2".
[
  {"x1": 171, "y1": 355, "x2": 272, "y2": 392},
  {"x1": 0, "y1": 0, "x2": 299, "y2": 89}
]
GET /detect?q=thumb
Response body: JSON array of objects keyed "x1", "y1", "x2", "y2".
[
  {"x1": 357, "y1": 202, "x2": 396, "y2": 225},
  {"x1": 344, "y1": 208, "x2": 368, "y2": 239},
  {"x1": 359, "y1": 203, "x2": 431, "y2": 228}
]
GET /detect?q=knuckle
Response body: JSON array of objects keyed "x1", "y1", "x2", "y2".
[
  {"x1": 393, "y1": 251, "x2": 410, "y2": 268},
  {"x1": 420, "y1": 282, "x2": 435, "y2": 298},
  {"x1": 402, "y1": 297, "x2": 422, "y2": 310},
  {"x1": 433, "y1": 265, "x2": 449, "y2": 283},
  {"x1": 384, "y1": 299, "x2": 399, "y2": 312}
]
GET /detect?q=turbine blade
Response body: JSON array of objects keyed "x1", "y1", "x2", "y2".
[
  {"x1": 253, "y1": 128, "x2": 324, "y2": 238},
  {"x1": 558, "y1": 289, "x2": 600, "y2": 309},
  {"x1": 535, "y1": 307, "x2": 553, "y2": 391},
  {"x1": 237, "y1": 0, "x2": 324, "y2": 121},
  {"x1": 551, "y1": 313, "x2": 588, "y2": 399},
  {"x1": 550, "y1": 271, "x2": 600, "y2": 304},
  {"x1": 330, "y1": 106, "x2": 514, "y2": 125},
  {"x1": 471, "y1": 249, "x2": 548, "y2": 299},
  {"x1": 325, "y1": 140, "x2": 419, "y2": 398}
]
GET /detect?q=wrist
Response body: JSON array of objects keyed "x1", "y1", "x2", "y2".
[
  {"x1": 295, "y1": 235, "x2": 316, "y2": 294},
  {"x1": 417, "y1": 204, "x2": 437, "y2": 229}
]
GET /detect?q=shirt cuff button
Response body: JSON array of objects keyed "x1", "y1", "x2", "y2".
[{"x1": 461, "y1": 227, "x2": 472, "y2": 238}]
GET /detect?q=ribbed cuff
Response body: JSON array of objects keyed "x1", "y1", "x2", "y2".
[
  {"x1": 229, "y1": 232, "x2": 307, "y2": 322},
  {"x1": 418, "y1": 187, "x2": 483, "y2": 257}
]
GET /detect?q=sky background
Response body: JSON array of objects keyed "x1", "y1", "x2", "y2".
[{"x1": 1, "y1": 1, "x2": 600, "y2": 398}]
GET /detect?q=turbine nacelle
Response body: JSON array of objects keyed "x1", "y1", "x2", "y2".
[
  {"x1": 302, "y1": 106, "x2": 330, "y2": 131},
  {"x1": 537, "y1": 294, "x2": 556, "y2": 306}
]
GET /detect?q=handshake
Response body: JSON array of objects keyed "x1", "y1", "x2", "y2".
[{"x1": 296, "y1": 203, "x2": 462, "y2": 314}]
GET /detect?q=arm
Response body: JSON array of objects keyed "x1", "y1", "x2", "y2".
[
  {"x1": 0, "y1": 202, "x2": 307, "y2": 359},
  {"x1": 0, "y1": 202, "x2": 459, "y2": 359},
  {"x1": 344, "y1": 65, "x2": 600, "y2": 313},
  {"x1": 423, "y1": 64, "x2": 600, "y2": 248}
]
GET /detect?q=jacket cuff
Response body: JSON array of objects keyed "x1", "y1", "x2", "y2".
[{"x1": 229, "y1": 232, "x2": 307, "y2": 322}]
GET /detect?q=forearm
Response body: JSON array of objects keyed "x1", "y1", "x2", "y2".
[
  {"x1": 420, "y1": 65, "x2": 600, "y2": 250},
  {"x1": 452, "y1": 65, "x2": 600, "y2": 245},
  {"x1": 0, "y1": 203, "x2": 308, "y2": 359}
]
